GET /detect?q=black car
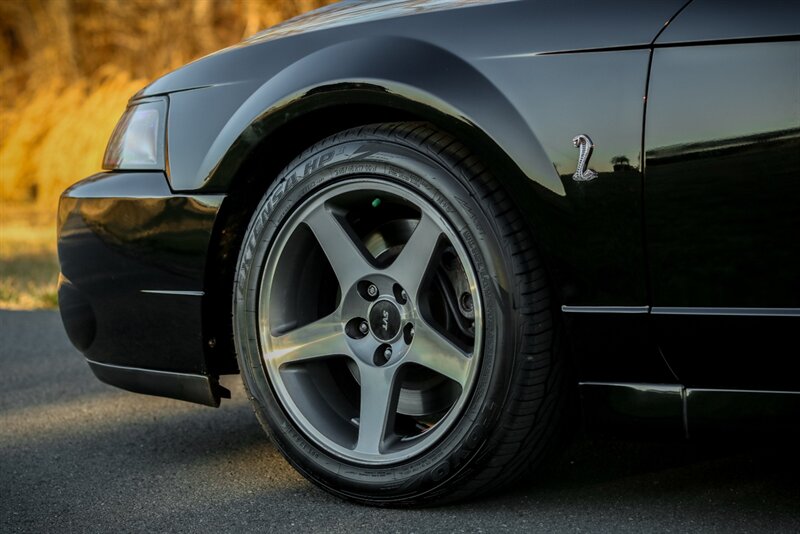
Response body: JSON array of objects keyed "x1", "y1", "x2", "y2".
[{"x1": 57, "y1": 0, "x2": 800, "y2": 505}]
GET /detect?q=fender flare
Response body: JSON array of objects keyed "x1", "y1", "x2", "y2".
[{"x1": 185, "y1": 36, "x2": 564, "y2": 197}]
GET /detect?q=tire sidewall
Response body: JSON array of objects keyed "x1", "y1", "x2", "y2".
[{"x1": 234, "y1": 134, "x2": 520, "y2": 503}]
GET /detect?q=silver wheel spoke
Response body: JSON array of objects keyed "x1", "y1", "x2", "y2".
[
  {"x1": 268, "y1": 313, "x2": 349, "y2": 367},
  {"x1": 388, "y1": 213, "x2": 443, "y2": 299},
  {"x1": 355, "y1": 364, "x2": 399, "y2": 455},
  {"x1": 304, "y1": 204, "x2": 373, "y2": 288},
  {"x1": 405, "y1": 320, "x2": 471, "y2": 386}
]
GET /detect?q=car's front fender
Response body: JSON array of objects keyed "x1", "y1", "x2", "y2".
[{"x1": 165, "y1": 35, "x2": 565, "y2": 198}]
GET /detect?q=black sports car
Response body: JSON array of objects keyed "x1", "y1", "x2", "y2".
[{"x1": 57, "y1": 0, "x2": 800, "y2": 505}]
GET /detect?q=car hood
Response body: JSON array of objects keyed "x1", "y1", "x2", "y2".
[
  {"x1": 246, "y1": 0, "x2": 514, "y2": 43},
  {"x1": 137, "y1": 0, "x2": 517, "y2": 97},
  {"x1": 138, "y1": 0, "x2": 685, "y2": 98}
]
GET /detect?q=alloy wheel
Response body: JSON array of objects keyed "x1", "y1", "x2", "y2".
[{"x1": 257, "y1": 179, "x2": 483, "y2": 465}]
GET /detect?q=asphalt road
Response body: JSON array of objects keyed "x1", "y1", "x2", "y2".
[{"x1": 1, "y1": 310, "x2": 799, "y2": 533}]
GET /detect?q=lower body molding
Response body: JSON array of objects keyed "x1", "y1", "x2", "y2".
[
  {"x1": 87, "y1": 359, "x2": 230, "y2": 407},
  {"x1": 579, "y1": 382, "x2": 800, "y2": 438}
]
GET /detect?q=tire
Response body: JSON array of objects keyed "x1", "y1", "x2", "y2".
[{"x1": 233, "y1": 122, "x2": 565, "y2": 506}]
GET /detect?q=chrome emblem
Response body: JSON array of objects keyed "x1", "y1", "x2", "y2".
[
  {"x1": 381, "y1": 309, "x2": 390, "y2": 331},
  {"x1": 572, "y1": 134, "x2": 598, "y2": 182}
]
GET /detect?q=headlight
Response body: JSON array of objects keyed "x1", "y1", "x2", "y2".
[{"x1": 103, "y1": 98, "x2": 167, "y2": 170}]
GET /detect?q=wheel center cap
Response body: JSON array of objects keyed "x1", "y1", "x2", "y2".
[{"x1": 369, "y1": 299, "x2": 401, "y2": 342}]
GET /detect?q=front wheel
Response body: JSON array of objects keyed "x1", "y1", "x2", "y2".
[{"x1": 233, "y1": 122, "x2": 565, "y2": 505}]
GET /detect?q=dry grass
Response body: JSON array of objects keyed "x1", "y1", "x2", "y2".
[
  {"x1": 0, "y1": 204, "x2": 58, "y2": 309},
  {"x1": 0, "y1": 0, "x2": 335, "y2": 310},
  {"x1": 1, "y1": 71, "x2": 146, "y2": 212},
  {"x1": 0, "y1": 72, "x2": 142, "y2": 309}
]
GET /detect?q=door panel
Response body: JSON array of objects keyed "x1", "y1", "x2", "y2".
[
  {"x1": 656, "y1": 0, "x2": 800, "y2": 43},
  {"x1": 645, "y1": 41, "x2": 800, "y2": 390}
]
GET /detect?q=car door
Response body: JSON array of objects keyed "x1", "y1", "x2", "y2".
[{"x1": 644, "y1": 0, "x2": 800, "y2": 391}]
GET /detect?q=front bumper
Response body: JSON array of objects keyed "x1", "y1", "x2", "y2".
[{"x1": 57, "y1": 171, "x2": 227, "y2": 406}]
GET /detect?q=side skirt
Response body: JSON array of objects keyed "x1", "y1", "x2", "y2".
[
  {"x1": 579, "y1": 383, "x2": 800, "y2": 438},
  {"x1": 686, "y1": 388, "x2": 800, "y2": 437},
  {"x1": 579, "y1": 382, "x2": 686, "y2": 438}
]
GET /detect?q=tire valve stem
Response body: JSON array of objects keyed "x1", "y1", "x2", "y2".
[
  {"x1": 371, "y1": 197, "x2": 382, "y2": 208},
  {"x1": 359, "y1": 321, "x2": 369, "y2": 335}
]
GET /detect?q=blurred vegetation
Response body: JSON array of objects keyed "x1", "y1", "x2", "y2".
[
  {"x1": 0, "y1": 0, "x2": 334, "y2": 308},
  {"x1": 0, "y1": 204, "x2": 59, "y2": 309},
  {"x1": 0, "y1": 0, "x2": 335, "y2": 208}
]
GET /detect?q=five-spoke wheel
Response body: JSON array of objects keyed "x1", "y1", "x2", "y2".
[
  {"x1": 234, "y1": 123, "x2": 560, "y2": 506},
  {"x1": 259, "y1": 180, "x2": 482, "y2": 464}
]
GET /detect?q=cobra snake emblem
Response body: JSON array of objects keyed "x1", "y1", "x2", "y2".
[{"x1": 572, "y1": 134, "x2": 598, "y2": 182}]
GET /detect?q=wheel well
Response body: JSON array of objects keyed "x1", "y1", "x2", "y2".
[{"x1": 201, "y1": 102, "x2": 533, "y2": 375}]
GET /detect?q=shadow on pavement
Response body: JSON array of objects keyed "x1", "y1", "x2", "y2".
[{"x1": 2, "y1": 310, "x2": 798, "y2": 532}]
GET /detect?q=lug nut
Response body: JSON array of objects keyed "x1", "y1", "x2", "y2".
[
  {"x1": 358, "y1": 281, "x2": 380, "y2": 301},
  {"x1": 403, "y1": 323, "x2": 415, "y2": 345},
  {"x1": 393, "y1": 283, "x2": 408, "y2": 304},
  {"x1": 346, "y1": 317, "x2": 370, "y2": 339},
  {"x1": 374, "y1": 344, "x2": 393, "y2": 366}
]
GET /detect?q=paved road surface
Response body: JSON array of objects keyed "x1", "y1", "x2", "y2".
[{"x1": 1, "y1": 310, "x2": 798, "y2": 533}]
